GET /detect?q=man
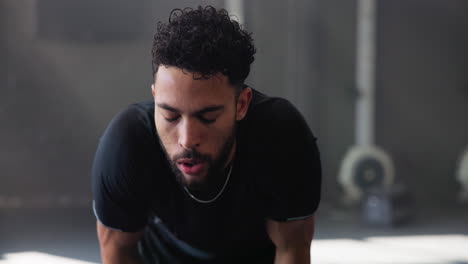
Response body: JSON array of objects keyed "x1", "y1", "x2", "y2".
[{"x1": 92, "y1": 6, "x2": 321, "y2": 264}]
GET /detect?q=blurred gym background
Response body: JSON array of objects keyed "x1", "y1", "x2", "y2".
[{"x1": 1, "y1": 0, "x2": 467, "y2": 263}]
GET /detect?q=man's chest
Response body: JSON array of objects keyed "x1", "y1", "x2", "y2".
[{"x1": 147, "y1": 175, "x2": 272, "y2": 255}]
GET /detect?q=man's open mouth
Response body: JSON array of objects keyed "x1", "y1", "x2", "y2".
[
  {"x1": 177, "y1": 159, "x2": 200, "y2": 167},
  {"x1": 177, "y1": 159, "x2": 205, "y2": 175}
]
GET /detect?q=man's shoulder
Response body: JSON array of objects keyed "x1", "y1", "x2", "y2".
[
  {"x1": 118, "y1": 99, "x2": 155, "y2": 125},
  {"x1": 240, "y1": 89, "x2": 321, "y2": 222},
  {"x1": 96, "y1": 99, "x2": 158, "y2": 159},
  {"x1": 105, "y1": 99, "x2": 155, "y2": 136},
  {"x1": 245, "y1": 88, "x2": 310, "y2": 135},
  {"x1": 239, "y1": 87, "x2": 316, "y2": 165}
]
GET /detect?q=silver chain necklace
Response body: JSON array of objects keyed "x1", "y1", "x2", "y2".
[{"x1": 183, "y1": 165, "x2": 233, "y2": 203}]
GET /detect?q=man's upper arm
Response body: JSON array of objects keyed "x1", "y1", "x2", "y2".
[
  {"x1": 254, "y1": 98, "x2": 321, "y2": 221},
  {"x1": 255, "y1": 99, "x2": 320, "y2": 263},
  {"x1": 97, "y1": 221, "x2": 144, "y2": 264},
  {"x1": 91, "y1": 105, "x2": 154, "y2": 231},
  {"x1": 92, "y1": 105, "x2": 155, "y2": 262},
  {"x1": 266, "y1": 216, "x2": 315, "y2": 264}
]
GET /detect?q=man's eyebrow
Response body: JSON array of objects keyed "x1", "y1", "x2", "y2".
[
  {"x1": 157, "y1": 103, "x2": 180, "y2": 113},
  {"x1": 196, "y1": 105, "x2": 224, "y2": 115},
  {"x1": 156, "y1": 103, "x2": 224, "y2": 115}
]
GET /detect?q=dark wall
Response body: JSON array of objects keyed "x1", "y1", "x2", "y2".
[
  {"x1": 245, "y1": 0, "x2": 321, "y2": 125},
  {"x1": 315, "y1": 0, "x2": 358, "y2": 202},
  {"x1": 0, "y1": 0, "x2": 220, "y2": 207},
  {"x1": 376, "y1": 0, "x2": 468, "y2": 207},
  {"x1": 245, "y1": 0, "x2": 468, "y2": 207},
  {"x1": 1, "y1": 0, "x2": 467, "y2": 209}
]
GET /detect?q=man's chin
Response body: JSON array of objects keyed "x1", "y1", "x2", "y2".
[
  {"x1": 183, "y1": 173, "x2": 206, "y2": 186},
  {"x1": 176, "y1": 170, "x2": 208, "y2": 190}
]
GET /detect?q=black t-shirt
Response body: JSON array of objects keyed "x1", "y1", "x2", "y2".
[{"x1": 91, "y1": 88, "x2": 321, "y2": 263}]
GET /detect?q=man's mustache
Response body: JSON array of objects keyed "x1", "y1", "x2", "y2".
[{"x1": 172, "y1": 150, "x2": 211, "y2": 163}]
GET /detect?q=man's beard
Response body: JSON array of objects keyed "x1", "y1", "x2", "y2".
[{"x1": 159, "y1": 126, "x2": 236, "y2": 192}]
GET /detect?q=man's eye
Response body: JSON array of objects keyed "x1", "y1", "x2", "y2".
[
  {"x1": 164, "y1": 116, "x2": 180, "y2": 122},
  {"x1": 199, "y1": 116, "x2": 216, "y2": 124}
]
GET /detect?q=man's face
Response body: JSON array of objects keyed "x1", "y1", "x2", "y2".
[{"x1": 152, "y1": 66, "x2": 251, "y2": 190}]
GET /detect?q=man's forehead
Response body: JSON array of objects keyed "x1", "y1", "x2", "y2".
[
  {"x1": 155, "y1": 93, "x2": 227, "y2": 112},
  {"x1": 155, "y1": 67, "x2": 234, "y2": 101},
  {"x1": 154, "y1": 67, "x2": 236, "y2": 111}
]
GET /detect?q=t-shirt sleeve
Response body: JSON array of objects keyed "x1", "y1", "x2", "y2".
[
  {"x1": 255, "y1": 99, "x2": 322, "y2": 222},
  {"x1": 91, "y1": 105, "x2": 155, "y2": 232}
]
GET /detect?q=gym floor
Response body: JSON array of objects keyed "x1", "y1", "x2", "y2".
[{"x1": 1, "y1": 205, "x2": 467, "y2": 264}]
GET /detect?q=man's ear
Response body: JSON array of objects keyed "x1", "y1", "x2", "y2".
[
  {"x1": 151, "y1": 84, "x2": 156, "y2": 98},
  {"x1": 236, "y1": 87, "x2": 253, "y2": 121}
]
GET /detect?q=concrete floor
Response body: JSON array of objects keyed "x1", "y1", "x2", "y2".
[
  {"x1": 1, "y1": 205, "x2": 467, "y2": 264},
  {"x1": 312, "y1": 204, "x2": 468, "y2": 264}
]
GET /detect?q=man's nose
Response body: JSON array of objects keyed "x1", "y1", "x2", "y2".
[{"x1": 178, "y1": 118, "x2": 201, "y2": 150}]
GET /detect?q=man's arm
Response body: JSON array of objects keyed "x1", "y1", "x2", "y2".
[
  {"x1": 267, "y1": 215, "x2": 315, "y2": 264},
  {"x1": 97, "y1": 221, "x2": 144, "y2": 264}
]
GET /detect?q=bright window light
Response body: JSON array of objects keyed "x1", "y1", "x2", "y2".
[
  {"x1": 311, "y1": 235, "x2": 468, "y2": 264},
  {"x1": 0, "y1": 252, "x2": 97, "y2": 264}
]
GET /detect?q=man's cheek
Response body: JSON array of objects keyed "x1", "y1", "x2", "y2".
[{"x1": 156, "y1": 130, "x2": 177, "y2": 157}]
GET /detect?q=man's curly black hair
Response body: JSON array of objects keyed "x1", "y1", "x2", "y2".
[{"x1": 151, "y1": 6, "x2": 256, "y2": 90}]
